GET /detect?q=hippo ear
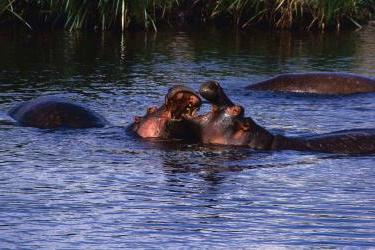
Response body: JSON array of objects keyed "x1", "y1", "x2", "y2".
[
  {"x1": 147, "y1": 106, "x2": 158, "y2": 114},
  {"x1": 236, "y1": 119, "x2": 251, "y2": 131}
]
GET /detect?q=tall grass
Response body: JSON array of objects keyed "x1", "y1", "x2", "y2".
[
  {"x1": 0, "y1": 0, "x2": 373, "y2": 31},
  {"x1": 0, "y1": 0, "x2": 32, "y2": 29},
  {"x1": 204, "y1": 0, "x2": 373, "y2": 29}
]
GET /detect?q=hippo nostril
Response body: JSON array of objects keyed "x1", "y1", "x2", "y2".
[
  {"x1": 200, "y1": 81, "x2": 219, "y2": 93},
  {"x1": 200, "y1": 82, "x2": 219, "y2": 102}
]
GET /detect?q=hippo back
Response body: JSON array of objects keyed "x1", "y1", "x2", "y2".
[
  {"x1": 247, "y1": 73, "x2": 375, "y2": 94},
  {"x1": 8, "y1": 96, "x2": 108, "y2": 128},
  {"x1": 273, "y1": 129, "x2": 375, "y2": 154}
]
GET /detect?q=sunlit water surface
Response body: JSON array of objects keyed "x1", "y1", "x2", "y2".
[{"x1": 0, "y1": 27, "x2": 374, "y2": 248}]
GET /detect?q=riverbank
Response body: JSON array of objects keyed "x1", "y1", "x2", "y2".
[{"x1": 0, "y1": 0, "x2": 373, "y2": 31}]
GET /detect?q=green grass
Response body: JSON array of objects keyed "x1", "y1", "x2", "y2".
[{"x1": 0, "y1": 0, "x2": 373, "y2": 31}]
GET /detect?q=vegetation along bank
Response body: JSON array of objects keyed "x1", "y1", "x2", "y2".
[{"x1": 0, "y1": 0, "x2": 374, "y2": 31}]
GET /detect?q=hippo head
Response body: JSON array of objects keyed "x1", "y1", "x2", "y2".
[
  {"x1": 193, "y1": 81, "x2": 274, "y2": 148},
  {"x1": 132, "y1": 85, "x2": 202, "y2": 141}
]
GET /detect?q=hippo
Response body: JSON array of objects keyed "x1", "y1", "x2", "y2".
[
  {"x1": 246, "y1": 72, "x2": 375, "y2": 95},
  {"x1": 8, "y1": 84, "x2": 375, "y2": 154},
  {"x1": 8, "y1": 96, "x2": 108, "y2": 128},
  {"x1": 181, "y1": 81, "x2": 375, "y2": 154},
  {"x1": 129, "y1": 85, "x2": 202, "y2": 141},
  {"x1": 9, "y1": 86, "x2": 202, "y2": 140}
]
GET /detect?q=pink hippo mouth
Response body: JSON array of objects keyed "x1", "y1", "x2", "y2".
[
  {"x1": 165, "y1": 85, "x2": 202, "y2": 120},
  {"x1": 132, "y1": 85, "x2": 202, "y2": 139}
]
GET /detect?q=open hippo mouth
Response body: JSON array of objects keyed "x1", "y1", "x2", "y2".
[
  {"x1": 132, "y1": 85, "x2": 202, "y2": 139},
  {"x1": 165, "y1": 85, "x2": 202, "y2": 120}
]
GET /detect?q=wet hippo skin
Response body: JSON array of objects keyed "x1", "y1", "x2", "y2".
[
  {"x1": 8, "y1": 84, "x2": 375, "y2": 154},
  {"x1": 8, "y1": 96, "x2": 108, "y2": 128},
  {"x1": 188, "y1": 81, "x2": 375, "y2": 154},
  {"x1": 246, "y1": 72, "x2": 375, "y2": 95},
  {"x1": 129, "y1": 85, "x2": 202, "y2": 141},
  {"x1": 9, "y1": 86, "x2": 202, "y2": 142}
]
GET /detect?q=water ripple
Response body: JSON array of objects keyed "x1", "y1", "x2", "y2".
[{"x1": 0, "y1": 29, "x2": 374, "y2": 248}]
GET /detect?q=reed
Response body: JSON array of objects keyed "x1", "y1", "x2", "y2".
[
  {"x1": 203, "y1": 0, "x2": 373, "y2": 30},
  {"x1": 0, "y1": 0, "x2": 373, "y2": 31}
]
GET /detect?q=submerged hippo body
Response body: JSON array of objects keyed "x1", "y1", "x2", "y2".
[
  {"x1": 8, "y1": 96, "x2": 108, "y2": 128},
  {"x1": 273, "y1": 129, "x2": 375, "y2": 154},
  {"x1": 188, "y1": 81, "x2": 375, "y2": 154},
  {"x1": 247, "y1": 73, "x2": 375, "y2": 95}
]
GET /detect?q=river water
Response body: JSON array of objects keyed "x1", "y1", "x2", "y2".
[{"x1": 0, "y1": 27, "x2": 374, "y2": 248}]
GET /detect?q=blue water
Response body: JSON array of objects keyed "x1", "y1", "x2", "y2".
[{"x1": 0, "y1": 27, "x2": 374, "y2": 248}]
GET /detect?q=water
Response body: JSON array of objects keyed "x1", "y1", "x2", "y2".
[{"x1": 0, "y1": 27, "x2": 374, "y2": 248}]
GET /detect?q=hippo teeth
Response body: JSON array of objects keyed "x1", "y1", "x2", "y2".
[
  {"x1": 171, "y1": 103, "x2": 198, "y2": 120},
  {"x1": 185, "y1": 103, "x2": 198, "y2": 116},
  {"x1": 184, "y1": 106, "x2": 199, "y2": 118},
  {"x1": 184, "y1": 104, "x2": 191, "y2": 115}
]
